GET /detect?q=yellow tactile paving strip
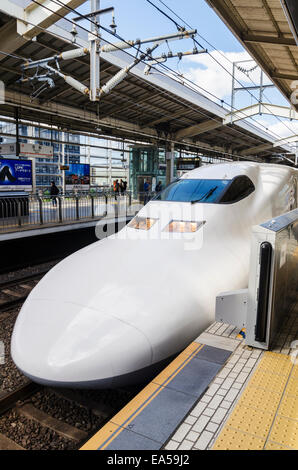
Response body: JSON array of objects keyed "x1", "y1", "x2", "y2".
[{"x1": 213, "y1": 351, "x2": 298, "y2": 450}]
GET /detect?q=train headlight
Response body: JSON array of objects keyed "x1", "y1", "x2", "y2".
[
  {"x1": 163, "y1": 220, "x2": 205, "y2": 233},
  {"x1": 128, "y1": 216, "x2": 157, "y2": 230}
]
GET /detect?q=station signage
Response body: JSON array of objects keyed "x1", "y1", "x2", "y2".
[
  {"x1": 0, "y1": 158, "x2": 32, "y2": 190},
  {"x1": 177, "y1": 157, "x2": 201, "y2": 171},
  {"x1": 0, "y1": 143, "x2": 53, "y2": 159},
  {"x1": 65, "y1": 163, "x2": 90, "y2": 190},
  {"x1": 0, "y1": 143, "x2": 17, "y2": 155},
  {"x1": 20, "y1": 143, "x2": 53, "y2": 158}
]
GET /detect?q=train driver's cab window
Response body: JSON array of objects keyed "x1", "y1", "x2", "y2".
[
  {"x1": 153, "y1": 175, "x2": 255, "y2": 204},
  {"x1": 153, "y1": 179, "x2": 231, "y2": 203},
  {"x1": 219, "y1": 175, "x2": 255, "y2": 204}
]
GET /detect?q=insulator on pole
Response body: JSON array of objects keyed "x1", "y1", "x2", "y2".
[
  {"x1": 59, "y1": 48, "x2": 89, "y2": 61},
  {"x1": 99, "y1": 67, "x2": 129, "y2": 96},
  {"x1": 64, "y1": 75, "x2": 89, "y2": 95},
  {"x1": 101, "y1": 40, "x2": 135, "y2": 53}
]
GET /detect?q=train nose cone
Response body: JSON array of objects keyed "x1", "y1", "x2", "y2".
[{"x1": 11, "y1": 299, "x2": 152, "y2": 388}]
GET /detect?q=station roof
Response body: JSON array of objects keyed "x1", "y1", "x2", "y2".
[
  {"x1": 0, "y1": 1, "x2": 294, "y2": 163},
  {"x1": 206, "y1": 0, "x2": 298, "y2": 109}
]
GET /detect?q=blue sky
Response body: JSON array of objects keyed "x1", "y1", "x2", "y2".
[
  {"x1": 75, "y1": 0, "x2": 240, "y2": 50},
  {"x1": 66, "y1": 0, "x2": 298, "y2": 141}
]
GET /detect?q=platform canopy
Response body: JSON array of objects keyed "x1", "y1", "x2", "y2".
[
  {"x1": 206, "y1": 0, "x2": 298, "y2": 110},
  {"x1": 0, "y1": 0, "x2": 294, "y2": 162}
]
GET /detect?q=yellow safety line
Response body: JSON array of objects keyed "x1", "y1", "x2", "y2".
[
  {"x1": 81, "y1": 342, "x2": 204, "y2": 450},
  {"x1": 212, "y1": 351, "x2": 297, "y2": 450}
]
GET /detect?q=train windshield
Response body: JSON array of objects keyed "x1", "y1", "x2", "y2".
[{"x1": 154, "y1": 179, "x2": 231, "y2": 203}]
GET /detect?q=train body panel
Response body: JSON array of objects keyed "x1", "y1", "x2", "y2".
[{"x1": 11, "y1": 163, "x2": 298, "y2": 387}]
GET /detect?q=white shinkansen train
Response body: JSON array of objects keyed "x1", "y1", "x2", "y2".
[{"x1": 11, "y1": 162, "x2": 298, "y2": 388}]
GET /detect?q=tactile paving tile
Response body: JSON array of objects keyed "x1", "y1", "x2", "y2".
[
  {"x1": 212, "y1": 426, "x2": 265, "y2": 450},
  {"x1": 268, "y1": 416, "x2": 298, "y2": 450},
  {"x1": 286, "y1": 377, "x2": 298, "y2": 397},
  {"x1": 257, "y1": 352, "x2": 292, "y2": 376},
  {"x1": 291, "y1": 364, "x2": 298, "y2": 380},
  {"x1": 224, "y1": 405, "x2": 274, "y2": 439},
  {"x1": 278, "y1": 394, "x2": 298, "y2": 421},
  {"x1": 237, "y1": 387, "x2": 281, "y2": 414},
  {"x1": 247, "y1": 369, "x2": 289, "y2": 394},
  {"x1": 265, "y1": 441, "x2": 291, "y2": 450},
  {"x1": 212, "y1": 350, "x2": 297, "y2": 450}
]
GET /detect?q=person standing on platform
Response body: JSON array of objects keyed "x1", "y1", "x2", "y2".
[
  {"x1": 120, "y1": 179, "x2": 125, "y2": 195},
  {"x1": 114, "y1": 179, "x2": 120, "y2": 200},
  {"x1": 143, "y1": 179, "x2": 150, "y2": 205},
  {"x1": 155, "y1": 181, "x2": 162, "y2": 193},
  {"x1": 50, "y1": 181, "x2": 59, "y2": 207}
]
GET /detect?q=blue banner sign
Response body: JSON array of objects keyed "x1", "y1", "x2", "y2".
[{"x1": 0, "y1": 158, "x2": 32, "y2": 189}]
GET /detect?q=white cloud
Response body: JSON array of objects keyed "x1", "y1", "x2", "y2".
[
  {"x1": 172, "y1": 49, "x2": 298, "y2": 145},
  {"x1": 255, "y1": 117, "x2": 298, "y2": 142},
  {"x1": 182, "y1": 50, "x2": 271, "y2": 103}
]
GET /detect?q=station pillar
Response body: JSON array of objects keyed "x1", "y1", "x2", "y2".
[{"x1": 166, "y1": 142, "x2": 175, "y2": 185}]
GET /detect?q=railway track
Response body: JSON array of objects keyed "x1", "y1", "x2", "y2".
[
  {"x1": 0, "y1": 380, "x2": 141, "y2": 450},
  {"x1": 0, "y1": 269, "x2": 53, "y2": 312},
  {"x1": 0, "y1": 262, "x2": 144, "y2": 450}
]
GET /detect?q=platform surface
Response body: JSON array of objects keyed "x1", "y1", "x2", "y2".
[
  {"x1": 165, "y1": 302, "x2": 298, "y2": 451},
  {"x1": 0, "y1": 215, "x2": 132, "y2": 241},
  {"x1": 81, "y1": 302, "x2": 298, "y2": 451},
  {"x1": 81, "y1": 342, "x2": 232, "y2": 450}
]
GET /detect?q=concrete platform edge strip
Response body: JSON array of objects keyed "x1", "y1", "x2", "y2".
[{"x1": 80, "y1": 342, "x2": 232, "y2": 451}]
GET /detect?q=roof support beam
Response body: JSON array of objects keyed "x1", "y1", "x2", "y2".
[
  {"x1": 0, "y1": 1, "x2": 87, "y2": 61},
  {"x1": 205, "y1": 0, "x2": 298, "y2": 110},
  {"x1": 243, "y1": 34, "x2": 296, "y2": 46},
  {"x1": 224, "y1": 103, "x2": 298, "y2": 125},
  {"x1": 1, "y1": 88, "x2": 236, "y2": 157},
  {"x1": 240, "y1": 143, "x2": 273, "y2": 156},
  {"x1": 140, "y1": 109, "x2": 190, "y2": 129},
  {"x1": 175, "y1": 119, "x2": 223, "y2": 139},
  {"x1": 100, "y1": 92, "x2": 163, "y2": 119},
  {"x1": 16, "y1": 0, "x2": 87, "y2": 40},
  {"x1": 273, "y1": 134, "x2": 298, "y2": 147},
  {"x1": 273, "y1": 72, "x2": 298, "y2": 81},
  {"x1": 0, "y1": 20, "x2": 26, "y2": 61}
]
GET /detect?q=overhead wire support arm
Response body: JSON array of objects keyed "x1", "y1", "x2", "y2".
[
  {"x1": 21, "y1": 47, "x2": 89, "y2": 71},
  {"x1": 100, "y1": 29, "x2": 197, "y2": 53},
  {"x1": 44, "y1": 64, "x2": 89, "y2": 96},
  {"x1": 16, "y1": 1, "x2": 200, "y2": 103},
  {"x1": 144, "y1": 48, "x2": 207, "y2": 74},
  {"x1": 99, "y1": 44, "x2": 159, "y2": 98}
]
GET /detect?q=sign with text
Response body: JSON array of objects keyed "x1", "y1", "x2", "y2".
[
  {"x1": 177, "y1": 157, "x2": 201, "y2": 171},
  {"x1": 0, "y1": 158, "x2": 32, "y2": 190}
]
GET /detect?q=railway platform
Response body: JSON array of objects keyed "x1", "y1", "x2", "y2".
[{"x1": 81, "y1": 301, "x2": 298, "y2": 451}]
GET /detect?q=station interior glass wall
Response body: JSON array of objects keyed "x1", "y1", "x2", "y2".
[{"x1": 0, "y1": 119, "x2": 230, "y2": 194}]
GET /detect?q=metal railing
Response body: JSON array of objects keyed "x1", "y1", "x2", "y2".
[
  {"x1": 0, "y1": 192, "x2": 137, "y2": 233},
  {"x1": 0, "y1": 190, "x2": 162, "y2": 233}
]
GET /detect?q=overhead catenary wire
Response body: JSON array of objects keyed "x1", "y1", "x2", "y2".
[
  {"x1": 29, "y1": 0, "x2": 292, "y2": 145},
  {"x1": 66, "y1": 0, "x2": 298, "y2": 144},
  {"x1": 154, "y1": 0, "x2": 298, "y2": 141},
  {"x1": 32, "y1": 0, "x2": 293, "y2": 149},
  {"x1": 0, "y1": 0, "x2": 294, "y2": 161}
]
